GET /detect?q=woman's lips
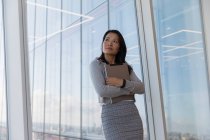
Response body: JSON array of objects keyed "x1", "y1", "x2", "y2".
[{"x1": 105, "y1": 47, "x2": 113, "y2": 50}]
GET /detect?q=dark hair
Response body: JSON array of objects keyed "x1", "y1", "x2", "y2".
[{"x1": 97, "y1": 29, "x2": 133, "y2": 74}]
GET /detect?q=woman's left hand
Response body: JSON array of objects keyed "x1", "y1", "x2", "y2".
[{"x1": 105, "y1": 77, "x2": 123, "y2": 87}]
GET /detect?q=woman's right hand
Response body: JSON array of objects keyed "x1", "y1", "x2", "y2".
[{"x1": 105, "y1": 77, "x2": 124, "y2": 87}]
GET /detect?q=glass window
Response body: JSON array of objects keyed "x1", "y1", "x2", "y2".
[
  {"x1": 60, "y1": 1, "x2": 81, "y2": 138},
  {"x1": 82, "y1": 0, "x2": 106, "y2": 14},
  {"x1": 0, "y1": 1, "x2": 7, "y2": 139},
  {"x1": 109, "y1": 0, "x2": 148, "y2": 139},
  {"x1": 62, "y1": 0, "x2": 80, "y2": 29},
  {"x1": 152, "y1": 0, "x2": 210, "y2": 139},
  {"x1": 27, "y1": 0, "x2": 35, "y2": 98},
  {"x1": 44, "y1": 0, "x2": 61, "y2": 136},
  {"x1": 60, "y1": 29, "x2": 81, "y2": 138},
  {"x1": 27, "y1": 1, "x2": 147, "y2": 140},
  {"x1": 82, "y1": 2, "x2": 108, "y2": 140},
  {"x1": 28, "y1": 0, "x2": 47, "y2": 139}
]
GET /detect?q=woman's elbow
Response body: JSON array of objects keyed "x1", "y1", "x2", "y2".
[
  {"x1": 95, "y1": 88, "x2": 110, "y2": 97},
  {"x1": 136, "y1": 84, "x2": 145, "y2": 94}
]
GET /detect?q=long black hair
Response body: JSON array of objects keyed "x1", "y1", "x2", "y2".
[{"x1": 97, "y1": 29, "x2": 133, "y2": 74}]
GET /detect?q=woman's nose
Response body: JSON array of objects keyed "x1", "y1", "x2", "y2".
[{"x1": 108, "y1": 41, "x2": 113, "y2": 45}]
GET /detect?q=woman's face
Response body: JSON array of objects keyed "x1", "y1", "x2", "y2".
[{"x1": 102, "y1": 32, "x2": 120, "y2": 56}]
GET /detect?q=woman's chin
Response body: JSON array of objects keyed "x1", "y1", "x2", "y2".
[{"x1": 104, "y1": 52, "x2": 117, "y2": 56}]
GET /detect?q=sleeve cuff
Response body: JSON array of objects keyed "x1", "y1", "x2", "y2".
[{"x1": 120, "y1": 79, "x2": 126, "y2": 88}]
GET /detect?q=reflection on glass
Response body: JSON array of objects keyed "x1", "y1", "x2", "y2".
[
  {"x1": 0, "y1": 1, "x2": 7, "y2": 139},
  {"x1": 44, "y1": 133, "x2": 59, "y2": 140},
  {"x1": 62, "y1": 0, "x2": 80, "y2": 29},
  {"x1": 83, "y1": 0, "x2": 106, "y2": 14},
  {"x1": 60, "y1": 29, "x2": 81, "y2": 138},
  {"x1": 152, "y1": 0, "x2": 210, "y2": 139},
  {"x1": 82, "y1": 1, "x2": 108, "y2": 140},
  {"x1": 32, "y1": 132, "x2": 44, "y2": 140},
  {"x1": 27, "y1": 0, "x2": 147, "y2": 140},
  {"x1": 60, "y1": 136, "x2": 80, "y2": 140},
  {"x1": 27, "y1": 0, "x2": 47, "y2": 138},
  {"x1": 110, "y1": 0, "x2": 148, "y2": 139},
  {"x1": 60, "y1": 0, "x2": 81, "y2": 138}
]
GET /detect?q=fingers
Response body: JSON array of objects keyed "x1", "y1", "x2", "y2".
[
  {"x1": 105, "y1": 77, "x2": 113, "y2": 85},
  {"x1": 105, "y1": 77, "x2": 122, "y2": 87},
  {"x1": 105, "y1": 78, "x2": 112, "y2": 85}
]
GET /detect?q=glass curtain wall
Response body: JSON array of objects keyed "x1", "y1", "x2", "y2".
[
  {"x1": 27, "y1": 0, "x2": 46, "y2": 139},
  {"x1": 81, "y1": 0, "x2": 107, "y2": 139},
  {"x1": 0, "y1": 1, "x2": 7, "y2": 139},
  {"x1": 109, "y1": 0, "x2": 148, "y2": 139},
  {"x1": 60, "y1": 0, "x2": 81, "y2": 139},
  {"x1": 152, "y1": 0, "x2": 210, "y2": 139},
  {"x1": 27, "y1": 0, "x2": 147, "y2": 139}
]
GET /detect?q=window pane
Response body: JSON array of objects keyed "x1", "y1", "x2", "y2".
[
  {"x1": 32, "y1": 45, "x2": 45, "y2": 134},
  {"x1": 27, "y1": 1, "x2": 148, "y2": 140},
  {"x1": 44, "y1": 133, "x2": 59, "y2": 140},
  {"x1": 32, "y1": 132, "x2": 44, "y2": 140},
  {"x1": 45, "y1": 36, "x2": 61, "y2": 134},
  {"x1": 27, "y1": 0, "x2": 35, "y2": 99},
  {"x1": 110, "y1": 0, "x2": 148, "y2": 139},
  {"x1": 60, "y1": 30, "x2": 81, "y2": 138},
  {"x1": 60, "y1": 1, "x2": 81, "y2": 138},
  {"x1": 82, "y1": 2, "x2": 108, "y2": 139},
  {"x1": 152, "y1": 0, "x2": 210, "y2": 139},
  {"x1": 28, "y1": 0, "x2": 47, "y2": 138},
  {"x1": 62, "y1": 0, "x2": 80, "y2": 29},
  {"x1": 83, "y1": 0, "x2": 106, "y2": 14},
  {"x1": 0, "y1": 1, "x2": 7, "y2": 139},
  {"x1": 45, "y1": 0, "x2": 61, "y2": 133}
]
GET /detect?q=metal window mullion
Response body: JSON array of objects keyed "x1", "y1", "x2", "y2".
[
  {"x1": 59, "y1": 0, "x2": 63, "y2": 139},
  {"x1": 200, "y1": 0, "x2": 210, "y2": 111},
  {"x1": 1, "y1": 0, "x2": 8, "y2": 139},
  {"x1": 20, "y1": 0, "x2": 32, "y2": 139},
  {"x1": 107, "y1": 0, "x2": 110, "y2": 29},
  {"x1": 43, "y1": 0, "x2": 49, "y2": 139},
  {"x1": 136, "y1": 0, "x2": 167, "y2": 139},
  {"x1": 135, "y1": 0, "x2": 156, "y2": 140},
  {"x1": 2, "y1": 0, "x2": 32, "y2": 139},
  {"x1": 30, "y1": 0, "x2": 37, "y2": 122},
  {"x1": 80, "y1": 0, "x2": 83, "y2": 139}
]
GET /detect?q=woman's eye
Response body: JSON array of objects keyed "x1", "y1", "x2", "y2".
[{"x1": 113, "y1": 40, "x2": 118, "y2": 44}]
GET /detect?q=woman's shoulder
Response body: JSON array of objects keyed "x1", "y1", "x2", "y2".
[
  {"x1": 90, "y1": 57, "x2": 105, "y2": 67},
  {"x1": 124, "y1": 61, "x2": 133, "y2": 73},
  {"x1": 124, "y1": 61, "x2": 130, "y2": 65}
]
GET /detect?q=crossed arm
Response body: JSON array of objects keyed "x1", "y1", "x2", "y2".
[{"x1": 90, "y1": 61, "x2": 145, "y2": 98}]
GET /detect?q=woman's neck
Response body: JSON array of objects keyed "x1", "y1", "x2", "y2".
[{"x1": 104, "y1": 55, "x2": 115, "y2": 64}]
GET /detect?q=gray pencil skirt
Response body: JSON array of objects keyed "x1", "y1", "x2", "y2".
[{"x1": 101, "y1": 101, "x2": 143, "y2": 140}]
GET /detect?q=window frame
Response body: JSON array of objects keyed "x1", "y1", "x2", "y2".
[
  {"x1": 201, "y1": 0, "x2": 210, "y2": 91},
  {"x1": 2, "y1": 0, "x2": 32, "y2": 139}
]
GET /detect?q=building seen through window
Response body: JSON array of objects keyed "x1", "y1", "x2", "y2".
[{"x1": 27, "y1": 0, "x2": 148, "y2": 139}]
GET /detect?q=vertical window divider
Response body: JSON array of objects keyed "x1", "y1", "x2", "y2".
[
  {"x1": 31, "y1": 0, "x2": 37, "y2": 125},
  {"x1": 135, "y1": 0, "x2": 167, "y2": 139},
  {"x1": 200, "y1": 0, "x2": 210, "y2": 108},
  {"x1": 107, "y1": 0, "x2": 110, "y2": 29},
  {"x1": 1, "y1": 0, "x2": 8, "y2": 139},
  {"x1": 135, "y1": 0, "x2": 155, "y2": 140},
  {"x1": 43, "y1": 0, "x2": 49, "y2": 138},
  {"x1": 59, "y1": 0, "x2": 63, "y2": 139},
  {"x1": 3, "y1": 0, "x2": 32, "y2": 139},
  {"x1": 80, "y1": 0, "x2": 83, "y2": 139}
]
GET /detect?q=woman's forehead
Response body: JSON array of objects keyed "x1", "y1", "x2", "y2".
[{"x1": 106, "y1": 32, "x2": 119, "y2": 39}]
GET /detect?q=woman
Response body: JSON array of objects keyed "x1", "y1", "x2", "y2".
[{"x1": 90, "y1": 29, "x2": 145, "y2": 140}]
